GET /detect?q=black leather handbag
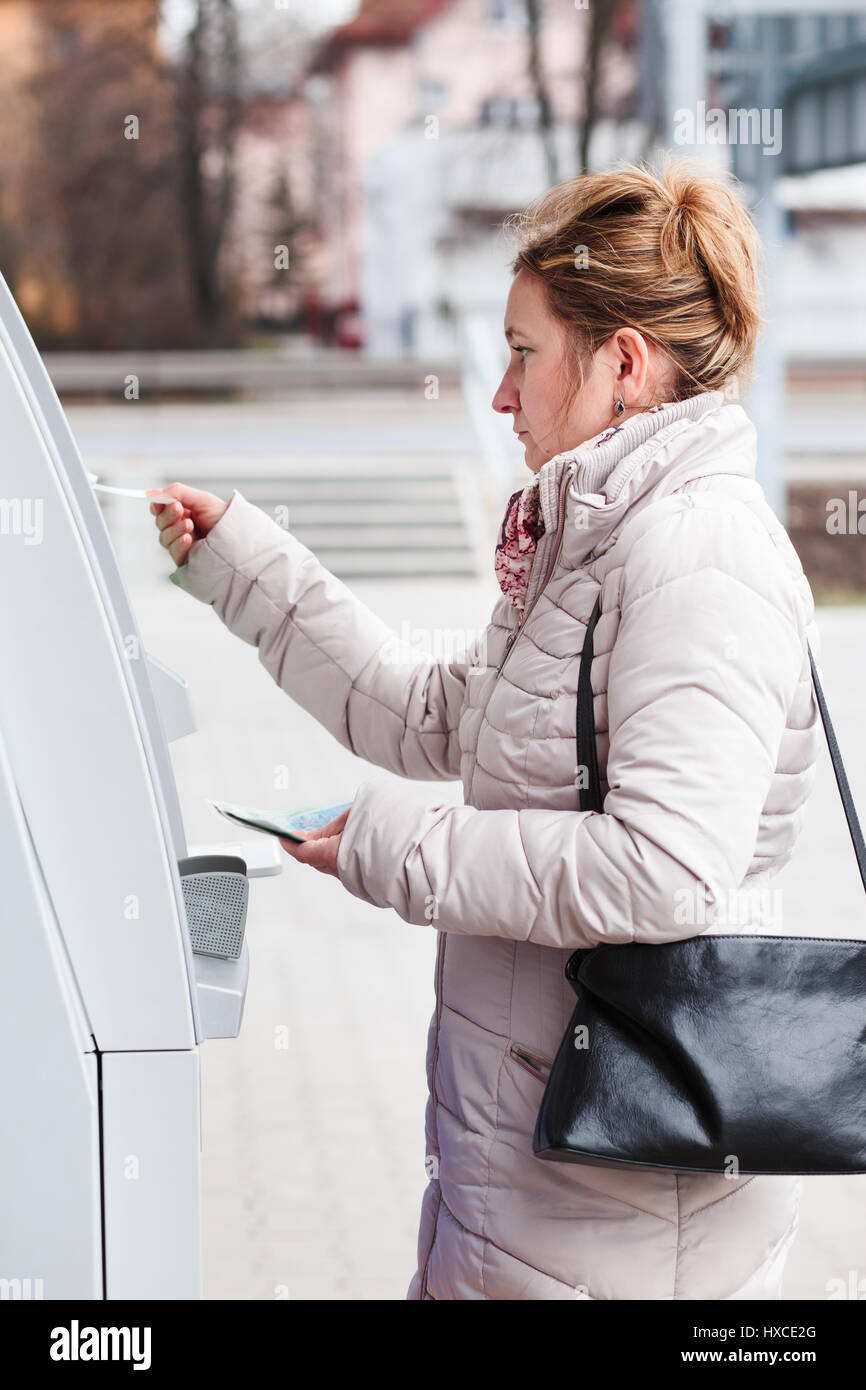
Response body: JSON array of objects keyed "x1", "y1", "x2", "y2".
[{"x1": 533, "y1": 593, "x2": 866, "y2": 1175}]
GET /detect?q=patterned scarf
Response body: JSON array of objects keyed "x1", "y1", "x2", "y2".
[
  {"x1": 493, "y1": 481, "x2": 546, "y2": 613},
  {"x1": 494, "y1": 422, "x2": 627, "y2": 612}
]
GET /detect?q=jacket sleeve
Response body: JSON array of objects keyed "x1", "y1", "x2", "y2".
[
  {"x1": 169, "y1": 489, "x2": 480, "y2": 780},
  {"x1": 336, "y1": 503, "x2": 809, "y2": 947}
]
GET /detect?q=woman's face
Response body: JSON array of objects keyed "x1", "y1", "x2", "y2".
[{"x1": 491, "y1": 267, "x2": 639, "y2": 474}]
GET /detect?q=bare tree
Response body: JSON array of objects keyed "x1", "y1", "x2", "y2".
[
  {"x1": 578, "y1": 0, "x2": 619, "y2": 174},
  {"x1": 636, "y1": 0, "x2": 664, "y2": 164},
  {"x1": 175, "y1": 0, "x2": 242, "y2": 346},
  {"x1": 524, "y1": 0, "x2": 559, "y2": 186},
  {"x1": 0, "y1": 0, "x2": 314, "y2": 348},
  {"x1": 21, "y1": 0, "x2": 198, "y2": 349}
]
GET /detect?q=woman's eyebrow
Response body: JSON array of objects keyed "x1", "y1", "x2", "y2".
[{"x1": 504, "y1": 326, "x2": 531, "y2": 341}]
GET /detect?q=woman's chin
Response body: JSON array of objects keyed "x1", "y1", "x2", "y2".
[{"x1": 519, "y1": 440, "x2": 540, "y2": 473}]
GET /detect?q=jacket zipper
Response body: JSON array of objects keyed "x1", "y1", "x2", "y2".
[
  {"x1": 419, "y1": 928, "x2": 447, "y2": 1298},
  {"x1": 509, "y1": 1042, "x2": 553, "y2": 1082},
  {"x1": 468, "y1": 466, "x2": 573, "y2": 804},
  {"x1": 496, "y1": 467, "x2": 573, "y2": 676},
  {"x1": 420, "y1": 466, "x2": 571, "y2": 1298}
]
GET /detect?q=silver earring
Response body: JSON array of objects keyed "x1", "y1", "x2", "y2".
[{"x1": 614, "y1": 396, "x2": 625, "y2": 417}]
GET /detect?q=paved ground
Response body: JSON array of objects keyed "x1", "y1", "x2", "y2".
[{"x1": 71, "y1": 390, "x2": 866, "y2": 1301}]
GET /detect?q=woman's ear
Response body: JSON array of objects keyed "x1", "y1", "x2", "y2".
[{"x1": 612, "y1": 328, "x2": 651, "y2": 405}]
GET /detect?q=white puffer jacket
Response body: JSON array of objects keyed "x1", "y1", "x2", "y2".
[{"x1": 171, "y1": 390, "x2": 822, "y2": 1300}]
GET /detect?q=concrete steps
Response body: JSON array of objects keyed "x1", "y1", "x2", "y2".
[{"x1": 166, "y1": 471, "x2": 482, "y2": 580}]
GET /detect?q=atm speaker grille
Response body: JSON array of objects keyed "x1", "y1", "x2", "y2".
[{"x1": 181, "y1": 871, "x2": 248, "y2": 960}]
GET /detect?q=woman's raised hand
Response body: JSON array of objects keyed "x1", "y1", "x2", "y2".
[{"x1": 148, "y1": 482, "x2": 230, "y2": 566}]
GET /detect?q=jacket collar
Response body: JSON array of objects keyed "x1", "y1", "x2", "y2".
[{"x1": 531, "y1": 390, "x2": 759, "y2": 578}]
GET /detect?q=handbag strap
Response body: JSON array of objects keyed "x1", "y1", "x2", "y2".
[
  {"x1": 577, "y1": 596, "x2": 605, "y2": 815},
  {"x1": 577, "y1": 593, "x2": 866, "y2": 895}
]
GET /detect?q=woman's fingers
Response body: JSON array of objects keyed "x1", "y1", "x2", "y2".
[
  {"x1": 279, "y1": 809, "x2": 352, "y2": 880},
  {"x1": 279, "y1": 831, "x2": 342, "y2": 879},
  {"x1": 168, "y1": 532, "x2": 193, "y2": 565},
  {"x1": 148, "y1": 482, "x2": 200, "y2": 514},
  {"x1": 295, "y1": 807, "x2": 352, "y2": 842},
  {"x1": 159, "y1": 515, "x2": 194, "y2": 549},
  {"x1": 149, "y1": 483, "x2": 229, "y2": 570},
  {"x1": 159, "y1": 516, "x2": 194, "y2": 566},
  {"x1": 148, "y1": 482, "x2": 229, "y2": 537},
  {"x1": 152, "y1": 499, "x2": 186, "y2": 530}
]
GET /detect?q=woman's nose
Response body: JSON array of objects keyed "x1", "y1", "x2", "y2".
[{"x1": 492, "y1": 370, "x2": 518, "y2": 416}]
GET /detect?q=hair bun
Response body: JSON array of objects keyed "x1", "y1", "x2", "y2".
[{"x1": 659, "y1": 158, "x2": 763, "y2": 349}]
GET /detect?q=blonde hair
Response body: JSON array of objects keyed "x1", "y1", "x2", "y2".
[{"x1": 505, "y1": 156, "x2": 765, "y2": 405}]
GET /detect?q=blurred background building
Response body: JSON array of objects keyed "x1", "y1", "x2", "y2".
[{"x1": 0, "y1": 0, "x2": 862, "y2": 573}]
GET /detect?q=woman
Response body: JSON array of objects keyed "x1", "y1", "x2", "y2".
[{"x1": 152, "y1": 159, "x2": 821, "y2": 1300}]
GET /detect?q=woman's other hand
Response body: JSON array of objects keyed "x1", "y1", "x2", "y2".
[
  {"x1": 279, "y1": 806, "x2": 352, "y2": 879},
  {"x1": 148, "y1": 482, "x2": 230, "y2": 566}
]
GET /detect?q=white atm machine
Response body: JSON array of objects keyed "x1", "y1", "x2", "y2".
[{"x1": 0, "y1": 274, "x2": 279, "y2": 1299}]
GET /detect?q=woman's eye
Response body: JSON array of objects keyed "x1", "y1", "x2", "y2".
[{"x1": 513, "y1": 345, "x2": 530, "y2": 360}]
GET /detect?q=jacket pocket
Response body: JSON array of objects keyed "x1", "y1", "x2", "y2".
[{"x1": 509, "y1": 1042, "x2": 553, "y2": 1083}]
